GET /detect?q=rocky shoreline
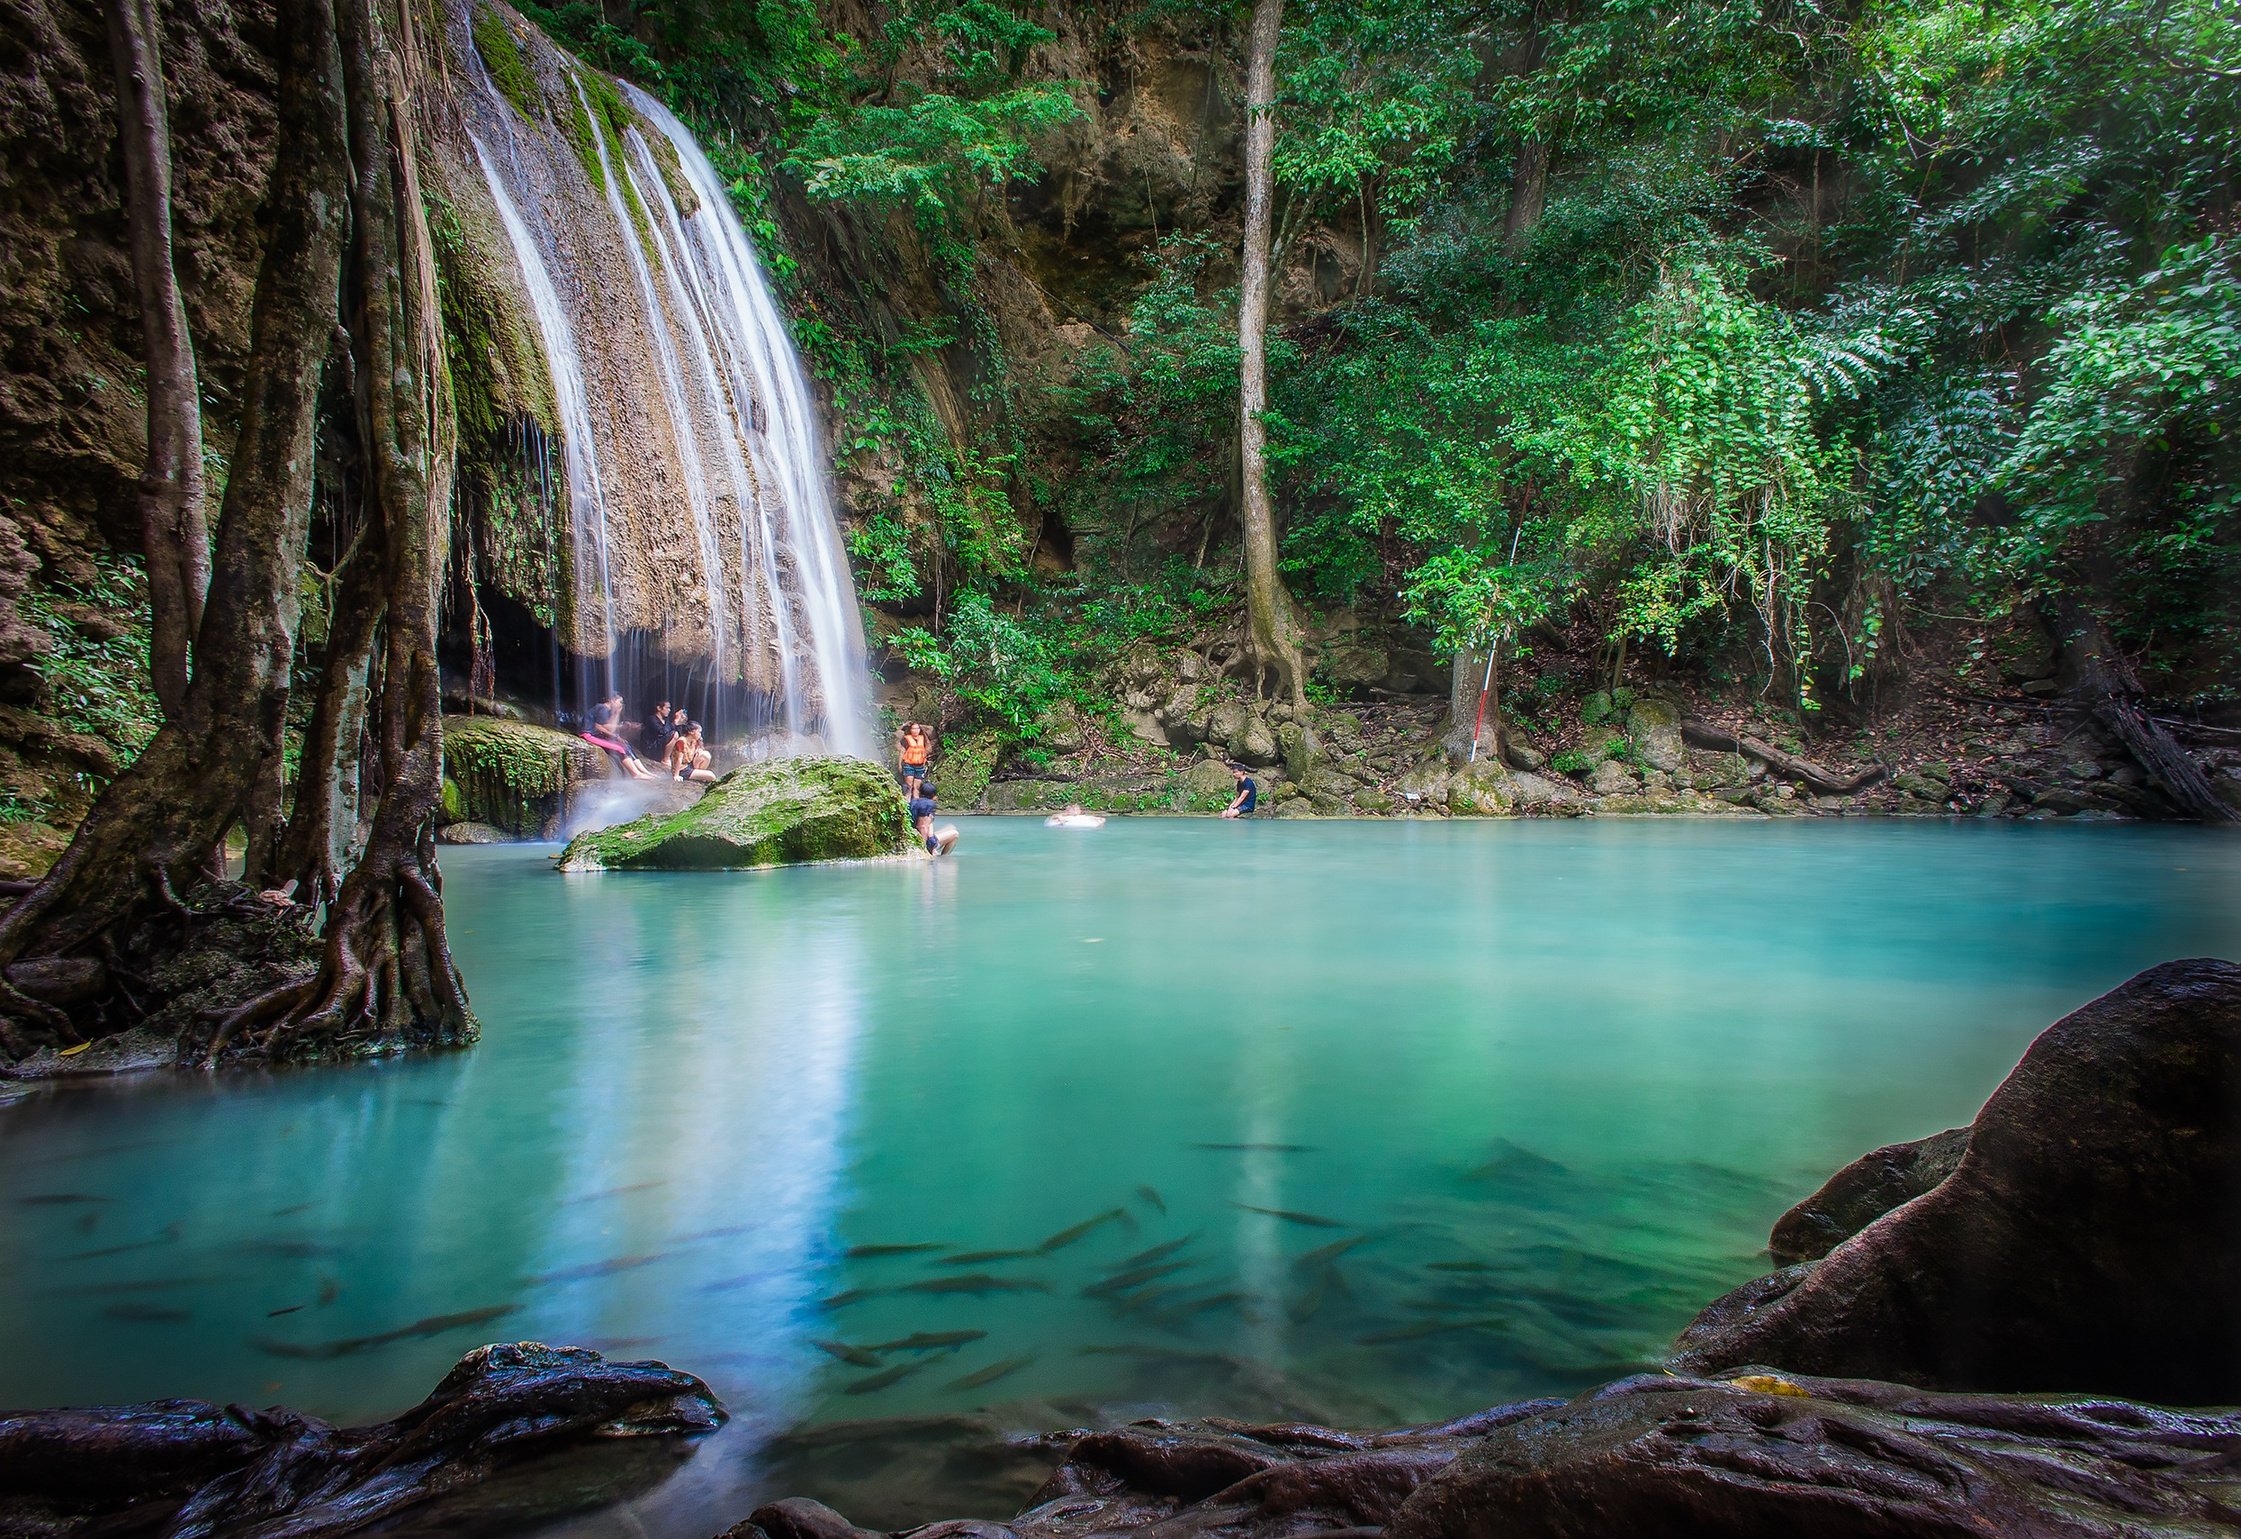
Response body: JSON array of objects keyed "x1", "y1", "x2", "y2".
[{"x1": 4, "y1": 959, "x2": 2234, "y2": 1538}]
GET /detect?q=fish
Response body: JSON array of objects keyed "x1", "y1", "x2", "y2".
[
  {"x1": 1358, "y1": 1317, "x2": 1508, "y2": 1345},
  {"x1": 1465, "y1": 1139, "x2": 1568, "y2": 1183},
  {"x1": 1154, "y1": 1290, "x2": 1247, "y2": 1320},
  {"x1": 72, "y1": 1275, "x2": 229, "y2": 1296},
  {"x1": 815, "y1": 1339, "x2": 884, "y2": 1368},
  {"x1": 102, "y1": 1303, "x2": 190, "y2": 1323},
  {"x1": 1037, "y1": 1209, "x2": 1130, "y2": 1253},
  {"x1": 940, "y1": 1249, "x2": 1040, "y2": 1265},
  {"x1": 1114, "y1": 1235, "x2": 1196, "y2": 1270},
  {"x1": 60, "y1": 1223, "x2": 181, "y2": 1261},
  {"x1": 1135, "y1": 1186, "x2": 1167, "y2": 1215},
  {"x1": 1112, "y1": 1283, "x2": 1193, "y2": 1317},
  {"x1": 252, "y1": 1303, "x2": 520, "y2": 1361},
  {"x1": 818, "y1": 1288, "x2": 885, "y2": 1308},
  {"x1": 562, "y1": 1181, "x2": 667, "y2": 1205},
  {"x1": 271, "y1": 1203, "x2": 316, "y2": 1218},
  {"x1": 17, "y1": 1194, "x2": 110, "y2": 1206},
  {"x1": 1191, "y1": 1143, "x2": 1317, "y2": 1153},
  {"x1": 843, "y1": 1360, "x2": 926, "y2": 1395},
  {"x1": 948, "y1": 1355, "x2": 1035, "y2": 1390},
  {"x1": 902, "y1": 1274, "x2": 1051, "y2": 1296},
  {"x1": 267, "y1": 1305, "x2": 305, "y2": 1317},
  {"x1": 1083, "y1": 1260, "x2": 1194, "y2": 1297},
  {"x1": 1231, "y1": 1203, "x2": 1343, "y2": 1228},
  {"x1": 866, "y1": 1330, "x2": 987, "y2": 1353},
  {"x1": 527, "y1": 1254, "x2": 659, "y2": 1286},
  {"x1": 1293, "y1": 1235, "x2": 1372, "y2": 1269},
  {"x1": 846, "y1": 1243, "x2": 949, "y2": 1259},
  {"x1": 239, "y1": 1241, "x2": 344, "y2": 1260}
]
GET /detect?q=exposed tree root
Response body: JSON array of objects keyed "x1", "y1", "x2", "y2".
[{"x1": 1680, "y1": 718, "x2": 1888, "y2": 795}]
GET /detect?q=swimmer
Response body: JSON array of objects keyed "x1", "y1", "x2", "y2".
[
  {"x1": 909, "y1": 782, "x2": 959, "y2": 855},
  {"x1": 1045, "y1": 802, "x2": 1106, "y2": 829}
]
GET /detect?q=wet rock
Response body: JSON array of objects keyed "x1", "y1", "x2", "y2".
[
  {"x1": 1395, "y1": 762, "x2": 1451, "y2": 809},
  {"x1": 436, "y1": 821, "x2": 509, "y2": 845},
  {"x1": 1353, "y1": 788, "x2": 1394, "y2": 814},
  {"x1": 738, "y1": 1375, "x2": 2241, "y2": 1539},
  {"x1": 1180, "y1": 758, "x2": 1239, "y2": 810},
  {"x1": 0, "y1": 1343, "x2": 724, "y2": 1539},
  {"x1": 5, "y1": 955, "x2": 105, "y2": 1005},
  {"x1": 1768, "y1": 1126, "x2": 1970, "y2": 1264},
  {"x1": 443, "y1": 718, "x2": 606, "y2": 837},
  {"x1": 1891, "y1": 772, "x2": 1951, "y2": 801},
  {"x1": 1674, "y1": 959, "x2": 2241, "y2": 1404},
  {"x1": 1587, "y1": 760, "x2": 1636, "y2": 797},
  {"x1": 1275, "y1": 720, "x2": 1324, "y2": 780},
  {"x1": 1231, "y1": 713, "x2": 1282, "y2": 768},
  {"x1": 1505, "y1": 772, "x2": 1584, "y2": 815},
  {"x1": 556, "y1": 759, "x2": 911, "y2": 871},
  {"x1": 1446, "y1": 761, "x2": 1514, "y2": 815},
  {"x1": 1501, "y1": 741, "x2": 1544, "y2": 773},
  {"x1": 1321, "y1": 643, "x2": 1390, "y2": 697},
  {"x1": 1387, "y1": 1372, "x2": 2241, "y2": 1539},
  {"x1": 1623, "y1": 698, "x2": 1685, "y2": 773}
]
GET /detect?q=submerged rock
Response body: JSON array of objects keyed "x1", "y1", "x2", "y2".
[
  {"x1": 1674, "y1": 958, "x2": 2241, "y2": 1404},
  {"x1": 556, "y1": 758, "x2": 912, "y2": 871}
]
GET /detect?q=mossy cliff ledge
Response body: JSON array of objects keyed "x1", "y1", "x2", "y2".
[
  {"x1": 556, "y1": 759, "x2": 912, "y2": 872},
  {"x1": 441, "y1": 717, "x2": 606, "y2": 838}
]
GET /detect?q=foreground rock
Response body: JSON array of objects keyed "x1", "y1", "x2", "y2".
[
  {"x1": 557, "y1": 758, "x2": 913, "y2": 872},
  {"x1": 1675, "y1": 957, "x2": 2241, "y2": 1404},
  {"x1": 0, "y1": 1343, "x2": 724, "y2": 1538},
  {"x1": 719, "y1": 1372, "x2": 2241, "y2": 1539},
  {"x1": 1767, "y1": 1124, "x2": 1970, "y2": 1264},
  {"x1": 441, "y1": 717, "x2": 607, "y2": 838}
]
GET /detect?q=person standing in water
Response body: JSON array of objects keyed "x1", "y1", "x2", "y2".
[
  {"x1": 1221, "y1": 764, "x2": 1258, "y2": 819},
  {"x1": 908, "y1": 782, "x2": 956, "y2": 855},
  {"x1": 896, "y1": 721, "x2": 934, "y2": 794}
]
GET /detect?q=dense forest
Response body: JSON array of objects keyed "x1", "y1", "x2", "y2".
[
  {"x1": 529, "y1": 0, "x2": 2239, "y2": 775},
  {"x1": 0, "y1": 0, "x2": 2234, "y2": 1058}
]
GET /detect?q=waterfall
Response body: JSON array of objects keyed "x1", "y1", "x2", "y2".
[{"x1": 456, "y1": 19, "x2": 873, "y2": 760}]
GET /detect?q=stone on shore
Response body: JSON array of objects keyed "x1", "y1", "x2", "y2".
[
  {"x1": 556, "y1": 758, "x2": 913, "y2": 872},
  {"x1": 1768, "y1": 1124, "x2": 1970, "y2": 1264},
  {"x1": 1673, "y1": 957, "x2": 2241, "y2": 1404}
]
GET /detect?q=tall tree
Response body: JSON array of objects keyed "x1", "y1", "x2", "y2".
[
  {"x1": 103, "y1": 0, "x2": 211, "y2": 719},
  {"x1": 1237, "y1": 0, "x2": 1308, "y2": 706}
]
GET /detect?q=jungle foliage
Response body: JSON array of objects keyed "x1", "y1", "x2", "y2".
[{"x1": 541, "y1": 0, "x2": 2239, "y2": 729}]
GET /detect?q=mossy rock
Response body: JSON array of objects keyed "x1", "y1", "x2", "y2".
[
  {"x1": 443, "y1": 718, "x2": 602, "y2": 837},
  {"x1": 555, "y1": 757, "x2": 912, "y2": 871}
]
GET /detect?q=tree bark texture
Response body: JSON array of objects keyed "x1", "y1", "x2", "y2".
[
  {"x1": 103, "y1": 0, "x2": 211, "y2": 720},
  {"x1": 277, "y1": 525, "x2": 386, "y2": 905},
  {"x1": 1444, "y1": 645, "x2": 1499, "y2": 764},
  {"x1": 238, "y1": 0, "x2": 473, "y2": 1059},
  {"x1": 1236, "y1": 0, "x2": 1308, "y2": 707},
  {"x1": 2054, "y1": 600, "x2": 2237, "y2": 824},
  {"x1": 0, "y1": 0, "x2": 349, "y2": 1039}
]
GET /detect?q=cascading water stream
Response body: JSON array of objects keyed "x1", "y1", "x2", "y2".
[
  {"x1": 469, "y1": 131, "x2": 619, "y2": 692},
  {"x1": 624, "y1": 85, "x2": 874, "y2": 758},
  {"x1": 457, "y1": 18, "x2": 873, "y2": 756}
]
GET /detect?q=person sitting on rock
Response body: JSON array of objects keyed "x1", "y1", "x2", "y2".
[
  {"x1": 896, "y1": 721, "x2": 934, "y2": 794},
  {"x1": 640, "y1": 701, "x2": 676, "y2": 761},
  {"x1": 1221, "y1": 764, "x2": 1258, "y2": 819},
  {"x1": 583, "y1": 693, "x2": 656, "y2": 779},
  {"x1": 667, "y1": 719, "x2": 716, "y2": 783}
]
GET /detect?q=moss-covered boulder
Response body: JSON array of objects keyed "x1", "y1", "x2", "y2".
[
  {"x1": 442, "y1": 717, "x2": 605, "y2": 838},
  {"x1": 555, "y1": 758, "x2": 913, "y2": 872}
]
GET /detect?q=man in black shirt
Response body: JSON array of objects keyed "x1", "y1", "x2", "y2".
[
  {"x1": 640, "y1": 701, "x2": 676, "y2": 760},
  {"x1": 1222, "y1": 765, "x2": 1258, "y2": 818}
]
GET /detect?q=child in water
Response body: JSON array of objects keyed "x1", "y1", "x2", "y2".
[{"x1": 909, "y1": 783, "x2": 959, "y2": 855}]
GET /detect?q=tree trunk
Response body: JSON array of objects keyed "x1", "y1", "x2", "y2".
[
  {"x1": 2053, "y1": 600, "x2": 2237, "y2": 824},
  {"x1": 1503, "y1": 137, "x2": 1549, "y2": 251},
  {"x1": 278, "y1": 526, "x2": 386, "y2": 906},
  {"x1": 234, "y1": 0, "x2": 473, "y2": 1060},
  {"x1": 1444, "y1": 645, "x2": 1499, "y2": 765},
  {"x1": 1237, "y1": 0, "x2": 1308, "y2": 707},
  {"x1": 0, "y1": 0, "x2": 349, "y2": 1041},
  {"x1": 103, "y1": 0, "x2": 211, "y2": 719}
]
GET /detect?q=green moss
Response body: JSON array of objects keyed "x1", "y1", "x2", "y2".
[
  {"x1": 644, "y1": 131, "x2": 700, "y2": 218},
  {"x1": 557, "y1": 758, "x2": 912, "y2": 871},
  {"x1": 472, "y1": 9, "x2": 540, "y2": 123},
  {"x1": 443, "y1": 718, "x2": 597, "y2": 837},
  {"x1": 561, "y1": 85, "x2": 606, "y2": 197},
  {"x1": 934, "y1": 731, "x2": 998, "y2": 809}
]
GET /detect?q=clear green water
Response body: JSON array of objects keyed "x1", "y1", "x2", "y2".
[{"x1": 1, "y1": 818, "x2": 2234, "y2": 1533}]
